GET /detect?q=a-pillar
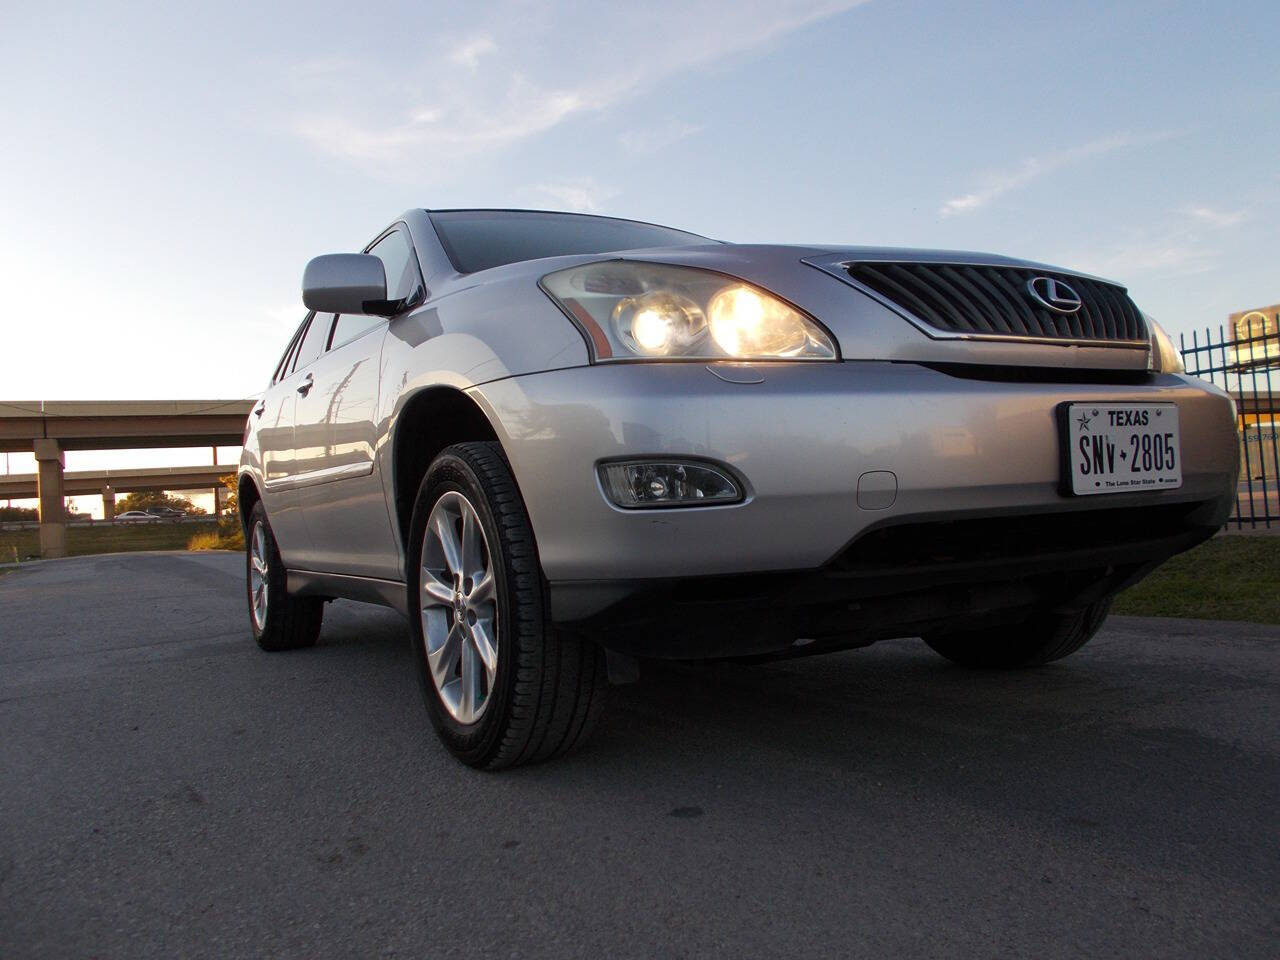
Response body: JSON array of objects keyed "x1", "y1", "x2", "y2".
[
  {"x1": 34, "y1": 439, "x2": 66, "y2": 559},
  {"x1": 102, "y1": 484, "x2": 116, "y2": 522}
]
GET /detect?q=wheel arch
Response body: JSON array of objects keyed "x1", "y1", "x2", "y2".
[
  {"x1": 390, "y1": 386, "x2": 501, "y2": 550},
  {"x1": 237, "y1": 472, "x2": 263, "y2": 534}
]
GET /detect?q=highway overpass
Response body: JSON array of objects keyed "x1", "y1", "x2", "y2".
[
  {"x1": 0, "y1": 464, "x2": 231, "y2": 500},
  {"x1": 1, "y1": 400, "x2": 253, "y2": 557},
  {"x1": 0, "y1": 400, "x2": 251, "y2": 452}
]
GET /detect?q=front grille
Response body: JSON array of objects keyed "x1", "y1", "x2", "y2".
[{"x1": 846, "y1": 261, "x2": 1147, "y2": 343}]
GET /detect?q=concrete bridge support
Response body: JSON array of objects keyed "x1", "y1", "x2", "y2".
[
  {"x1": 34, "y1": 439, "x2": 66, "y2": 559},
  {"x1": 102, "y1": 484, "x2": 115, "y2": 522}
]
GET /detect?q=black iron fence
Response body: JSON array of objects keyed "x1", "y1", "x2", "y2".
[{"x1": 1181, "y1": 320, "x2": 1279, "y2": 529}]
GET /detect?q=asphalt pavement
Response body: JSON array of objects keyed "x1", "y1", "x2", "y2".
[{"x1": 1, "y1": 551, "x2": 1277, "y2": 958}]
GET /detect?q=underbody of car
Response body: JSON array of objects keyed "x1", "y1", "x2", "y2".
[{"x1": 238, "y1": 208, "x2": 1238, "y2": 767}]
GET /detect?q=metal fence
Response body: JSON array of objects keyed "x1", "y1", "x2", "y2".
[{"x1": 1181, "y1": 321, "x2": 1279, "y2": 529}]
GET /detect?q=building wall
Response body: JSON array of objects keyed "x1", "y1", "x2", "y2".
[{"x1": 1230, "y1": 305, "x2": 1280, "y2": 367}]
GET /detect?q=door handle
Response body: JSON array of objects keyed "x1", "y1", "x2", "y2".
[{"x1": 297, "y1": 373, "x2": 314, "y2": 396}]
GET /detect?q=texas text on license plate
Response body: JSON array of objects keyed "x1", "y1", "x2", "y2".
[{"x1": 1063, "y1": 403, "x2": 1182, "y2": 496}]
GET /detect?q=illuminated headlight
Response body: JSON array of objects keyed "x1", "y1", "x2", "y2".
[
  {"x1": 598, "y1": 460, "x2": 743, "y2": 509},
  {"x1": 1146, "y1": 315, "x2": 1184, "y2": 374},
  {"x1": 541, "y1": 261, "x2": 837, "y2": 362}
]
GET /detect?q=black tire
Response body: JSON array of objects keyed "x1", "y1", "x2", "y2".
[
  {"x1": 407, "y1": 441, "x2": 606, "y2": 769},
  {"x1": 924, "y1": 598, "x2": 1112, "y2": 668},
  {"x1": 245, "y1": 500, "x2": 324, "y2": 652}
]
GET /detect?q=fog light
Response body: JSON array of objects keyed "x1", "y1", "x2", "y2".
[{"x1": 598, "y1": 460, "x2": 742, "y2": 509}]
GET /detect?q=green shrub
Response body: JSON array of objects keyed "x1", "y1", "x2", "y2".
[{"x1": 188, "y1": 523, "x2": 244, "y2": 551}]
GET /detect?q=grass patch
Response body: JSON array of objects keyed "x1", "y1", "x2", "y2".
[
  {"x1": 0, "y1": 524, "x2": 209, "y2": 561},
  {"x1": 1113, "y1": 534, "x2": 1280, "y2": 624},
  {"x1": 188, "y1": 527, "x2": 244, "y2": 551}
]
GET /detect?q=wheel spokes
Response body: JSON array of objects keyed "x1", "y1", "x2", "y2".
[
  {"x1": 249, "y1": 522, "x2": 269, "y2": 629},
  {"x1": 421, "y1": 573, "x2": 454, "y2": 606},
  {"x1": 420, "y1": 491, "x2": 499, "y2": 726},
  {"x1": 471, "y1": 619, "x2": 498, "y2": 684},
  {"x1": 469, "y1": 570, "x2": 495, "y2": 604},
  {"x1": 461, "y1": 507, "x2": 487, "y2": 583},
  {"x1": 432, "y1": 511, "x2": 463, "y2": 579},
  {"x1": 458, "y1": 641, "x2": 478, "y2": 721},
  {"x1": 428, "y1": 621, "x2": 464, "y2": 686}
]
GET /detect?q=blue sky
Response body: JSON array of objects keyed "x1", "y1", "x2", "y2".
[{"x1": 2, "y1": 0, "x2": 1278, "y2": 503}]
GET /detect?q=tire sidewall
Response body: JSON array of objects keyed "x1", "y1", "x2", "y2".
[
  {"x1": 926, "y1": 597, "x2": 1112, "y2": 668},
  {"x1": 407, "y1": 451, "x2": 522, "y2": 763}
]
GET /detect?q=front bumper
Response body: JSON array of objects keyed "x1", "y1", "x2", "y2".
[{"x1": 470, "y1": 361, "x2": 1238, "y2": 640}]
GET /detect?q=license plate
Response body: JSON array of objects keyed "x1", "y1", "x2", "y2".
[{"x1": 1064, "y1": 403, "x2": 1182, "y2": 496}]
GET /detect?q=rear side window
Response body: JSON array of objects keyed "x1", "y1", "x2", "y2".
[
  {"x1": 272, "y1": 314, "x2": 311, "y2": 383},
  {"x1": 292, "y1": 313, "x2": 334, "y2": 372},
  {"x1": 429, "y1": 210, "x2": 710, "y2": 274}
]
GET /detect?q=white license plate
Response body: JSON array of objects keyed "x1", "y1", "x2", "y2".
[{"x1": 1065, "y1": 403, "x2": 1182, "y2": 496}]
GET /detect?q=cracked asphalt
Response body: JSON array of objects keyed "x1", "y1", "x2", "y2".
[{"x1": 1, "y1": 551, "x2": 1277, "y2": 958}]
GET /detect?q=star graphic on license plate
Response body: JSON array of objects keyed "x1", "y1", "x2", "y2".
[{"x1": 1076, "y1": 412, "x2": 1092, "y2": 430}]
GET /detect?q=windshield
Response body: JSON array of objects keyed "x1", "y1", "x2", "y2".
[{"x1": 428, "y1": 209, "x2": 712, "y2": 274}]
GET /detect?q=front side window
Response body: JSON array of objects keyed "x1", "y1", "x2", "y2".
[
  {"x1": 329, "y1": 311, "x2": 385, "y2": 349},
  {"x1": 370, "y1": 228, "x2": 422, "y2": 302},
  {"x1": 327, "y1": 228, "x2": 423, "y2": 350},
  {"x1": 429, "y1": 210, "x2": 711, "y2": 275}
]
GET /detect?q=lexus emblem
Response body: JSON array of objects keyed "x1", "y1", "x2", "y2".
[{"x1": 1027, "y1": 276, "x2": 1082, "y2": 314}]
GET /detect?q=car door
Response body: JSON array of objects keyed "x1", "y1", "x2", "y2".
[
  {"x1": 254, "y1": 313, "x2": 321, "y2": 564},
  {"x1": 290, "y1": 225, "x2": 424, "y2": 578}
]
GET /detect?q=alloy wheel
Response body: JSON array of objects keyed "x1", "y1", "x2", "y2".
[
  {"x1": 249, "y1": 520, "x2": 269, "y2": 631},
  {"x1": 420, "y1": 491, "x2": 499, "y2": 724}
]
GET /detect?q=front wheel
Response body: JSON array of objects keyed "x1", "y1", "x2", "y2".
[
  {"x1": 407, "y1": 442, "x2": 606, "y2": 769},
  {"x1": 924, "y1": 598, "x2": 1112, "y2": 668}
]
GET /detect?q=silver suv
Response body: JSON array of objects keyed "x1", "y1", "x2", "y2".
[{"x1": 239, "y1": 208, "x2": 1238, "y2": 768}]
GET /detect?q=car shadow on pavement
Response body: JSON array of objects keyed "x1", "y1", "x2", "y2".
[
  {"x1": 515, "y1": 630, "x2": 1270, "y2": 883},
  {"x1": 298, "y1": 601, "x2": 1274, "y2": 894}
]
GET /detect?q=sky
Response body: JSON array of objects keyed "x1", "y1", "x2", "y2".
[{"x1": 2, "y1": 0, "x2": 1278, "y2": 511}]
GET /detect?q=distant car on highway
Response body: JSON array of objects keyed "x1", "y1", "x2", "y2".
[
  {"x1": 114, "y1": 510, "x2": 162, "y2": 524},
  {"x1": 144, "y1": 507, "x2": 186, "y2": 521},
  {"x1": 238, "y1": 208, "x2": 1239, "y2": 769}
]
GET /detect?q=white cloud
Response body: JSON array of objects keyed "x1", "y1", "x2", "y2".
[
  {"x1": 1079, "y1": 242, "x2": 1218, "y2": 278},
  {"x1": 533, "y1": 179, "x2": 618, "y2": 213},
  {"x1": 1058, "y1": 219, "x2": 1220, "y2": 279},
  {"x1": 1182, "y1": 205, "x2": 1247, "y2": 227},
  {"x1": 940, "y1": 131, "x2": 1178, "y2": 217},
  {"x1": 286, "y1": 1, "x2": 869, "y2": 175},
  {"x1": 450, "y1": 35, "x2": 496, "y2": 70},
  {"x1": 293, "y1": 82, "x2": 587, "y2": 164},
  {"x1": 618, "y1": 121, "x2": 703, "y2": 155}
]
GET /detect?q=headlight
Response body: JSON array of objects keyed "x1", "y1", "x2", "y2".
[
  {"x1": 1146, "y1": 315, "x2": 1184, "y2": 374},
  {"x1": 540, "y1": 261, "x2": 837, "y2": 362}
]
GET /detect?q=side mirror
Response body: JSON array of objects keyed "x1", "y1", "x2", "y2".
[{"x1": 302, "y1": 254, "x2": 390, "y2": 315}]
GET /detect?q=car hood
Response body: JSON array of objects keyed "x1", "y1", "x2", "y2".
[{"x1": 434, "y1": 241, "x2": 1152, "y2": 373}]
